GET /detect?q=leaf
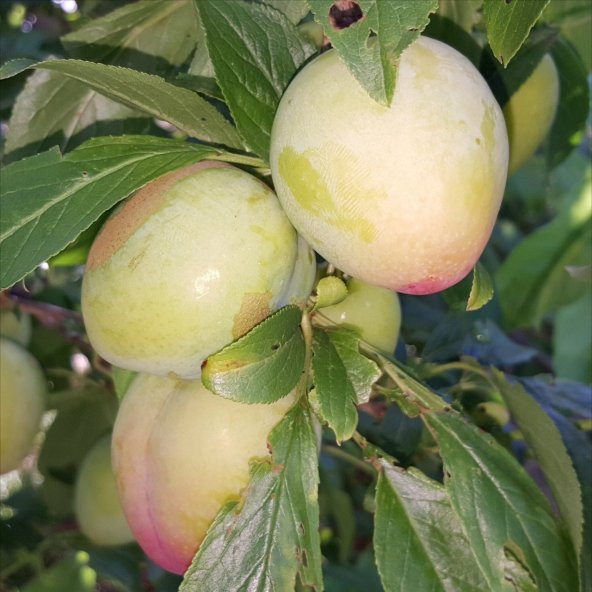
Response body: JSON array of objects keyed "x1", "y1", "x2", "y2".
[
  {"x1": 519, "y1": 379, "x2": 592, "y2": 591},
  {"x1": 435, "y1": 0, "x2": 483, "y2": 33},
  {"x1": 374, "y1": 460, "x2": 489, "y2": 592},
  {"x1": 38, "y1": 387, "x2": 118, "y2": 516},
  {"x1": 502, "y1": 549, "x2": 539, "y2": 592},
  {"x1": 375, "y1": 354, "x2": 448, "y2": 413},
  {"x1": 202, "y1": 306, "x2": 305, "y2": 404},
  {"x1": 426, "y1": 411, "x2": 579, "y2": 592},
  {"x1": 180, "y1": 403, "x2": 323, "y2": 592},
  {"x1": 462, "y1": 319, "x2": 537, "y2": 366},
  {"x1": 0, "y1": 59, "x2": 243, "y2": 149},
  {"x1": 483, "y1": 25, "x2": 559, "y2": 108},
  {"x1": 0, "y1": 136, "x2": 216, "y2": 290},
  {"x1": 319, "y1": 467, "x2": 356, "y2": 563},
  {"x1": 492, "y1": 369, "x2": 583, "y2": 563},
  {"x1": 467, "y1": 263, "x2": 494, "y2": 311},
  {"x1": 22, "y1": 552, "x2": 97, "y2": 592},
  {"x1": 565, "y1": 264, "x2": 592, "y2": 283},
  {"x1": 308, "y1": 0, "x2": 438, "y2": 106},
  {"x1": 542, "y1": 0, "x2": 592, "y2": 70},
  {"x1": 519, "y1": 376, "x2": 592, "y2": 421},
  {"x1": 311, "y1": 330, "x2": 358, "y2": 442},
  {"x1": 4, "y1": 0, "x2": 200, "y2": 162},
  {"x1": 326, "y1": 328, "x2": 381, "y2": 403},
  {"x1": 483, "y1": 0, "x2": 550, "y2": 66},
  {"x1": 196, "y1": 0, "x2": 315, "y2": 161},
  {"x1": 496, "y1": 173, "x2": 592, "y2": 329},
  {"x1": 111, "y1": 367, "x2": 137, "y2": 402},
  {"x1": 358, "y1": 405, "x2": 423, "y2": 461},
  {"x1": 440, "y1": 262, "x2": 493, "y2": 313},
  {"x1": 554, "y1": 290, "x2": 592, "y2": 383},
  {"x1": 0, "y1": 57, "x2": 34, "y2": 78},
  {"x1": 261, "y1": 0, "x2": 310, "y2": 24},
  {"x1": 4, "y1": 69, "x2": 151, "y2": 164},
  {"x1": 547, "y1": 36, "x2": 590, "y2": 169},
  {"x1": 61, "y1": 0, "x2": 198, "y2": 71},
  {"x1": 174, "y1": 73, "x2": 223, "y2": 100}
]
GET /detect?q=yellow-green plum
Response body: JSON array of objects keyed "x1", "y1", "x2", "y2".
[
  {"x1": 318, "y1": 278, "x2": 401, "y2": 353},
  {"x1": 504, "y1": 54, "x2": 560, "y2": 175},
  {"x1": 270, "y1": 36, "x2": 509, "y2": 295},
  {"x1": 0, "y1": 309, "x2": 32, "y2": 346},
  {"x1": 82, "y1": 162, "x2": 301, "y2": 379},
  {"x1": 0, "y1": 338, "x2": 45, "y2": 474},
  {"x1": 111, "y1": 374, "x2": 296, "y2": 574},
  {"x1": 74, "y1": 434, "x2": 134, "y2": 546}
]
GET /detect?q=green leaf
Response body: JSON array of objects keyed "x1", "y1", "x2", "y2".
[
  {"x1": 180, "y1": 404, "x2": 323, "y2": 592},
  {"x1": 173, "y1": 73, "x2": 223, "y2": 100},
  {"x1": 496, "y1": 172, "x2": 592, "y2": 329},
  {"x1": 61, "y1": 0, "x2": 199, "y2": 71},
  {"x1": 0, "y1": 136, "x2": 216, "y2": 290},
  {"x1": 426, "y1": 411, "x2": 579, "y2": 592},
  {"x1": 467, "y1": 262, "x2": 494, "y2": 311},
  {"x1": 0, "y1": 59, "x2": 242, "y2": 149},
  {"x1": 22, "y1": 552, "x2": 97, "y2": 592},
  {"x1": 0, "y1": 57, "x2": 36, "y2": 77},
  {"x1": 542, "y1": 0, "x2": 592, "y2": 70},
  {"x1": 566, "y1": 264, "x2": 592, "y2": 283},
  {"x1": 547, "y1": 36, "x2": 590, "y2": 169},
  {"x1": 442, "y1": 262, "x2": 493, "y2": 312},
  {"x1": 483, "y1": 0, "x2": 550, "y2": 66},
  {"x1": 312, "y1": 330, "x2": 358, "y2": 442},
  {"x1": 196, "y1": 0, "x2": 315, "y2": 161},
  {"x1": 483, "y1": 25, "x2": 559, "y2": 107},
  {"x1": 492, "y1": 369, "x2": 583, "y2": 568},
  {"x1": 202, "y1": 306, "x2": 305, "y2": 404},
  {"x1": 4, "y1": 69, "x2": 151, "y2": 164},
  {"x1": 38, "y1": 387, "x2": 118, "y2": 516},
  {"x1": 554, "y1": 290, "x2": 592, "y2": 383},
  {"x1": 111, "y1": 367, "x2": 137, "y2": 402},
  {"x1": 326, "y1": 328, "x2": 381, "y2": 404},
  {"x1": 502, "y1": 549, "x2": 539, "y2": 592},
  {"x1": 374, "y1": 354, "x2": 447, "y2": 413},
  {"x1": 4, "y1": 0, "x2": 200, "y2": 162},
  {"x1": 261, "y1": 0, "x2": 310, "y2": 24},
  {"x1": 374, "y1": 460, "x2": 489, "y2": 591},
  {"x1": 308, "y1": 0, "x2": 438, "y2": 106},
  {"x1": 435, "y1": 0, "x2": 483, "y2": 33}
]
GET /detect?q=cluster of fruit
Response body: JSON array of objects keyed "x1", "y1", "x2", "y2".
[{"x1": 0, "y1": 33, "x2": 558, "y2": 575}]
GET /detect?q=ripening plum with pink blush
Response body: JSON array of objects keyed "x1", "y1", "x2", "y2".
[
  {"x1": 111, "y1": 373, "x2": 296, "y2": 574},
  {"x1": 270, "y1": 36, "x2": 509, "y2": 294}
]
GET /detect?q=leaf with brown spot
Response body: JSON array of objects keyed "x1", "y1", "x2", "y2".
[{"x1": 308, "y1": 0, "x2": 438, "y2": 105}]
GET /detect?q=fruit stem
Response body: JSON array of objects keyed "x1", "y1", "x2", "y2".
[
  {"x1": 322, "y1": 444, "x2": 375, "y2": 476},
  {"x1": 210, "y1": 152, "x2": 267, "y2": 169},
  {"x1": 300, "y1": 311, "x2": 314, "y2": 394}
]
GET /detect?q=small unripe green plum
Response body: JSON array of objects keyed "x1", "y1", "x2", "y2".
[
  {"x1": 112, "y1": 374, "x2": 296, "y2": 574},
  {"x1": 0, "y1": 338, "x2": 45, "y2": 474},
  {"x1": 504, "y1": 54, "x2": 560, "y2": 175},
  {"x1": 270, "y1": 36, "x2": 508, "y2": 295},
  {"x1": 82, "y1": 162, "x2": 302, "y2": 379},
  {"x1": 74, "y1": 434, "x2": 134, "y2": 546},
  {"x1": 318, "y1": 278, "x2": 401, "y2": 353},
  {"x1": 0, "y1": 309, "x2": 32, "y2": 346}
]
